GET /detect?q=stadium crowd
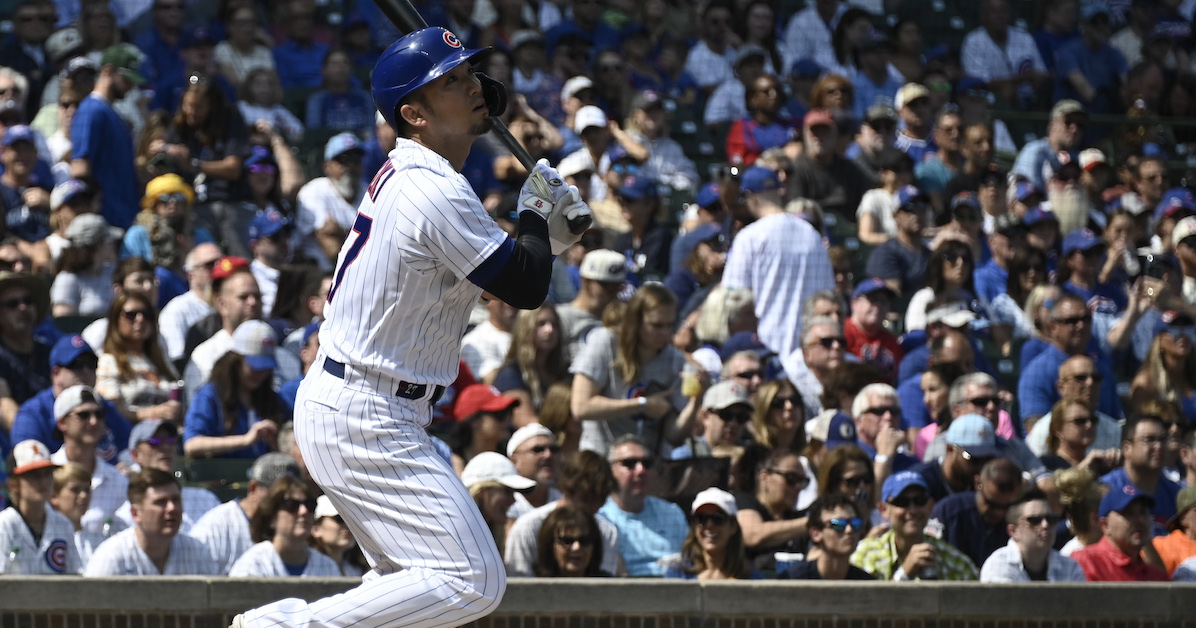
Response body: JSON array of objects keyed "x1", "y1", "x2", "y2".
[{"x1": 1, "y1": 0, "x2": 1196, "y2": 584}]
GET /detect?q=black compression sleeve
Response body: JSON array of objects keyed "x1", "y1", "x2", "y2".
[{"x1": 481, "y1": 210, "x2": 553, "y2": 309}]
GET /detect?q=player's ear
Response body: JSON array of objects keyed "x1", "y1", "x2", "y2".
[{"x1": 399, "y1": 102, "x2": 427, "y2": 130}]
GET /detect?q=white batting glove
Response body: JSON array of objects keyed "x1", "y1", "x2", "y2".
[
  {"x1": 548, "y1": 186, "x2": 591, "y2": 255},
  {"x1": 518, "y1": 159, "x2": 571, "y2": 220}
]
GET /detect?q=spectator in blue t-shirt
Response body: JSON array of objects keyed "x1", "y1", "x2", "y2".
[
  {"x1": 278, "y1": 322, "x2": 319, "y2": 412},
  {"x1": 1101, "y1": 414, "x2": 1183, "y2": 538},
  {"x1": 1018, "y1": 292, "x2": 1122, "y2": 426},
  {"x1": 304, "y1": 48, "x2": 374, "y2": 134},
  {"x1": 70, "y1": 44, "x2": 144, "y2": 229},
  {"x1": 1054, "y1": 5, "x2": 1127, "y2": 115},
  {"x1": 598, "y1": 435, "x2": 689, "y2": 576},
  {"x1": 132, "y1": 0, "x2": 187, "y2": 92},
  {"x1": 1059, "y1": 229, "x2": 1127, "y2": 313},
  {"x1": 183, "y1": 320, "x2": 288, "y2": 459},
  {"x1": 1011, "y1": 100, "x2": 1086, "y2": 190},
  {"x1": 544, "y1": 1, "x2": 620, "y2": 53},
  {"x1": 272, "y1": 0, "x2": 330, "y2": 89}
]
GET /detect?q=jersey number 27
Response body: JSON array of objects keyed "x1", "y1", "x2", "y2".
[{"x1": 327, "y1": 160, "x2": 396, "y2": 303}]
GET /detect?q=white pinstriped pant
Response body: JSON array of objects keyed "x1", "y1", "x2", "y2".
[{"x1": 242, "y1": 366, "x2": 506, "y2": 628}]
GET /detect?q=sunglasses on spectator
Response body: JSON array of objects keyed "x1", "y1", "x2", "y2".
[
  {"x1": 734, "y1": 370, "x2": 762, "y2": 380},
  {"x1": 809, "y1": 336, "x2": 845, "y2": 349},
  {"x1": 158, "y1": 193, "x2": 187, "y2": 204},
  {"x1": 1053, "y1": 315, "x2": 1091, "y2": 326},
  {"x1": 717, "y1": 409, "x2": 752, "y2": 424},
  {"x1": 1067, "y1": 416, "x2": 1095, "y2": 427},
  {"x1": 863, "y1": 406, "x2": 900, "y2": 417},
  {"x1": 68, "y1": 409, "x2": 105, "y2": 422},
  {"x1": 1, "y1": 296, "x2": 32, "y2": 309},
  {"x1": 766, "y1": 468, "x2": 809, "y2": 488},
  {"x1": 616, "y1": 456, "x2": 655, "y2": 470},
  {"x1": 824, "y1": 517, "x2": 863, "y2": 532},
  {"x1": 280, "y1": 498, "x2": 318, "y2": 514},
  {"x1": 248, "y1": 163, "x2": 277, "y2": 174},
  {"x1": 556, "y1": 534, "x2": 596, "y2": 547},
  {"x1": 841, "y1": 475, "x2": 871, "y2": 489},
  {"x1": 694, "y1": 512, "x2": 731, "y2": 526},
  {"x1": 967, "y1": 396, "x2": 999, "y2": 408},
  {"x1": 121, "y1": 309, "x2": 149, "y2": 322},
  {"x1": 888, "y1": 493, "x2": 930, "y2": 508},
  {"x1": 1024, "y1": 514, "x2": 1063, "y2": 527},
  {"x1": 770, "y1": 395, "x2": 797, "y2": 410},
  {"x1": 143, "y1": 435, "x2": 177, "y2": 448}
]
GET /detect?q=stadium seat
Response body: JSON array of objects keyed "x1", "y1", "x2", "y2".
[{"x1": 181, "y1": 457, "x2": 256, "y2": 503}]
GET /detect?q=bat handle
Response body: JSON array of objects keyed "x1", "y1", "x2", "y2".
[{"x1": 488, "y1": 117, "x2": 593, "y2": 236}]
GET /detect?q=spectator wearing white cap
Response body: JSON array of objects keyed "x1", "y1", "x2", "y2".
[
  {"x1": 112, "y1": 419, "x2": 219, "y2": 535},
  {"x1": 229, "y1": 474, "x2": 339, "y2": 577},
  {"x1": 309, "y1": 495, "x2": 368, "y2": 577},
  {"x1": 84, "y1": 468, "x2": 220, "y2": 576},
  {"x1": 0, "y1": 439, "x2": 83, "y2": 574},
  {"x1": 48, "y1": 385, "x2": 128, "y2": 535},
  {"x1": 671, "y1": 380, "x2": 752, "y2": 461},
  {"x1": 462, "y1": 451, "x2": 537, "y2": 557},
  {"x1": 664, "y1": 487, "x2": 754, "y2": 580},
  {"x1": 505, "y1": 423, "x2": 562, "y2": 521},
  {"x1": 296, "y1": 132, "x2": 367, "y2": 270},
  {"x1": 183, "y1": 320, "x2": 285, "y2": 459},
  {"x1": 556, "y1": 249, "x2": 626, "y2": 362}
]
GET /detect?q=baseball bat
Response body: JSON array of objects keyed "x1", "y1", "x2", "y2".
[{"x1": 371, "y1": 0, "x2": 593, "y2": 235}]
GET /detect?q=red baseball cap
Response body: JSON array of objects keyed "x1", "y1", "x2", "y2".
[
  {"x1": 211, "y1": 256, "x2": 250, "y2": 280},
  {"x1": 454, "y1": 384, "x2": 519, "y2": 419}
]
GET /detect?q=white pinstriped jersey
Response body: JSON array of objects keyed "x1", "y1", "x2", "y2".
[
  {"x1": 319, "y1": 139, "x2": 510, "y2": 387},
  {"x1": 228, "y1": 541, "x2": 342, "y2": 577},
  {"x1": 82, "y1": 528, "x2": 219, "y2": 576},
  {"x1": 188, "y1": 499, "x2": 252, "y2": 574},
  {"x1": 0, "y1": 504, "x2": 83, "y2": 574}
]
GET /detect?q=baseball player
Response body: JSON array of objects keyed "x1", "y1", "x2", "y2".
[{"x1": 233, "y1": 27, "x2": 590, "y2": 628}]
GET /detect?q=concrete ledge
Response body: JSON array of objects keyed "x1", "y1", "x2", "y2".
[{"x1": 0, "y1": 578, "x2": 1192, "y2": 620}]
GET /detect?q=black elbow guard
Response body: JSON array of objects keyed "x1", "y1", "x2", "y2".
[{"x1": 471, "y1": 211, "x2": 553, "y2": 308}]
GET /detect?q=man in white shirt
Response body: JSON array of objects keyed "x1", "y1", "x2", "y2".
[
  {"x1": 783, "y1": 0, "x2": 846, "y2": 73},
  {"x1": 505, "y1": 423, "x2": 561, "y2": 521},
  {"x1": 184, "y1": 259, "x2": 263, "y2": 393},
  {"x1": 980, "y1": 488, "x2": 1086, "y2": 581},
  {"x1": 158, "y1": 243, "x2": 221, "y2": 364},
  {"x1": 461, "y1": 297, "x2": 517, "y2": 384},
  {"x1": 189, "y1": 451, "x2": 299, "y2": 574},
  {"x1": 296, "y1": 132, "x2": 366, "y2": 270},
  {"x1": 48, "y1": 385, "x2": 128, "y2": 535},
  {"x1": 248, "y1": 209, "x2": 293, "y2": 319},
  {"x1": 113, "y1": 419, "x2": 220, "y2": 534},
  {"x1": 684, "y1": 0, "x2": 737, "y2": 94},
  {"x1": 84, "y1": 468, "x2": 219, "y2": 576},
  {"x1": 960, "y1": 0, "x2": 1048, "y2": 107}
]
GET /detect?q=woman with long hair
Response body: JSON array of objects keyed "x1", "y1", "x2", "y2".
[
  {"x1": 810, "y1": 74, "x2": 854, "y2": 112},
  {"x1": 889, "y1": 18, "x2": 924, "y2": 83},
  {"x1": 536, "y1": 380, "x2": 581, "y2": 457},
  {"x1": 667, "y1": 488, "x2": 754, "y2": 579},
  {"x1": 736, "y1": 449, "x2": 810, "y2": 572},
  {"x1": 1131, "y1": 312, "x2": 1196, "y2": 416},
  {"x1": 1055, "y1": 467, "x2": 1108, "y2": 555},
  {"x1": 230, "y1": 475, "x2": 340, "y2": 576},
  {"x1": 905, "y1": 239, "x2": 977, "y2": 332},
  {"x1": 914, "y1": 362, "x2": 966, "y2": 460},
  {"x1": 183, "y1": 321, "x2": 285, "y2": 458},
  {"x1": 571, "y1": 283, "x2": 697, "y2": 455},
  {"x1": 309, "y1": 495, "x2": 368, "y2": 577},
  {"x1": 94, "y1": 291, "x2": 181, "y2": 423},
  {"x1": 735, "y1": 0, "x2": 788, "y2": 76},
  {"x1": 663, "y1": 227, "x2": 727, "y2": 317},
  {"x1": 1041, "y1": 398, "x2": 1118, "y2": 474},
  {"x1": 461, "y1": 451, "x2": 534, "y2": 558},
  {"x1": 987, "y1": 247, "x2": 1049, "y2": 344},
  {"x1": 823, "y1": 8, "x2": 876, "y2": 78},
  {"x1": 817, "y1": 445, "x2": 877, "y2": 530},
  {"x1": 751, "y1": 380, "x2": 816, "y2": 508},
  {"x1": 494, "y1": 305, "x2": 566, "y2": 428},
  {"x1": 532, "y1": 504, "x2": 608, "y2": 577}
]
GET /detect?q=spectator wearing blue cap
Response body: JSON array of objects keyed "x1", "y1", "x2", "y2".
[
  {"x1": 1154, "y1": 187, "x2": 1196, "y2": 255},
  {"x1": 790, "y1": 108, "x2": 873, "y2": 219},
  {"x1": 10, "y1": 334, "x2": 129, "y2": 467},
  {"x1": 663, "y1": 223, "x2": 726, "y2": 318},
  {"x1": 0, "y1": 124, "x2": 52, "y2": 247},
  {"x1": 542, "y1": 0, "x2": 619, "y2": 59},
  {"x1": 611, "y1": 173, "x2": 671, "y2": 283},
  {"x1": 723, "y1": 165, "x2": 834, "y2": 361},
  {"x1": 247, "y1": 209, "x2": 292, "y2": 319},
  {"x1": 304, "y1": 48, "x2": 374, "y2": 135},
  {"x1": 844, "y1": 278, "x2": 903, "y2": 382},
  {"x1": 279, "y1": 321, "x2": 320, "y2": 412},
  {"x1": 865, "y1": 186, "x2": 932, "y2": 301},
  {"x1": 296, "y1": 132, "x2": 365, "y2": 269},
  {"x1": 1071, "y1": 478, "x2": 1167, "y2": 581},
  {"x1": 1059, "y1": 228, "x2": 1127, "y2": 312},
  {"x1": 668, "y1": 183, "x2": 725, "y2": 271},
  {"x1": 1053, "y1": 5, "x2": 1127, "y2": 115},
  {"x1": 113, "y1": 418, "x2": 219, "y2": 534},
  {"x1": 857, "y1": 149, "x2": 914, "y2": 246},
  {"x1": 1018, "y1": 292, "x2": 1123, "y2": 426},
  {"x1": 851, "y1": 470, "x2": 979, "y2": 580},
  {"x1": 726, "y1": 74, "x2": 796, "y2": 168}
]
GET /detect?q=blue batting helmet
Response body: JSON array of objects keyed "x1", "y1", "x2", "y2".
[{"x1": 372, "y1": 27, "x2": 492, "y2": 131}]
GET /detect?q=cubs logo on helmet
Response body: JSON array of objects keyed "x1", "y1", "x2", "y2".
[{"x1": 372, "y1": 27, "x2": 493, "y2": 130}]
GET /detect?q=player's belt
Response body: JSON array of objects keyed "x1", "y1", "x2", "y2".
[{"x1": 322, "y1": 357, "x2": 446, "y2": 404}]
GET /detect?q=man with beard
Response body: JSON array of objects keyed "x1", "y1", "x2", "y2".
[
  {"x1": 980, "y1": 488, "x2": 1085, "y2": 581},
  {"x1": 0, "y1": 271, "x2": 50, "y2": 431},
  {"x1": 297, "y1": 132, "x2": 367, "y2": 270},
  {"x1": 69, "y1": 44, "x2": 144, "y2": 230}
]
